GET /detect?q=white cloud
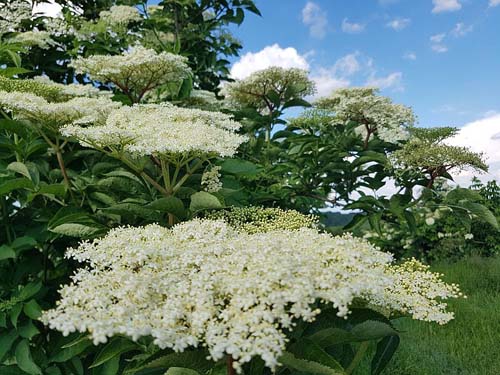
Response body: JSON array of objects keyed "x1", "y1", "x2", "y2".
[
  {"x1": 430, "y1": 33, "x2": 446, "y2": 43},
  {"x1": 366, "y1": 72, "x2": 404, "y2": 91},
  {"x1": 447, "y1": 114, "x2": 500, "y2": 183},
  {"x1": 432, "y1": 0, "x2": 462, "y2": 13},
  {"x1": 403, "y1": 51, "x2": 417, "y2": 60},
  {"x1": 32, "y1": 0, "x2": 62, "y2": 17},
  {"x1": 310, "y1": 70, "x2": 350, "y2": 98},
  {"x1": 386, "y1": 17, "x2": 411, "y2": 31},
  {"x1": 431, "y1": 44, "x2": 449, "y2": 53},
  {"x1": 230, "y1": 44, "x2": 309, "y2": 79},
  {"x1": 451, "y1": 23, "x2": 473, "y2": 37},
  {"x1": 332, "y1": 53, "x2": 361, "y2": 76},
  {"x1": 430, "y1": 33, "x2": 448, "y2": 53},
  {"x1": 302, "y1": 2, "x2": 328, "y2": 39},
  {"x1": 341, "y1": 18, "x2": 365, "y2": 34},
  {"x1": 489, "y1": 0, "x2": 500, "y2": 7}
]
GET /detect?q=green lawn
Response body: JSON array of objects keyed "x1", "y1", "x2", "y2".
[{"x1": 358, "y1": 256, "x2": 500, "y2": 375}]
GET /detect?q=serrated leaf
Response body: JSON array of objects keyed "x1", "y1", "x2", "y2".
[
  {"x1": 50, "y1": 338, "x2": 92, "y2": 363},
  {"x1": 371, "y1": 335, "x2": 400, "y2": 375},
  {"x1": 308, "y1": 328, "x2": 355, "y2": 347},
  {"x1": 351, "y1": 320, "x2": 398, "y2": 341},
  {"x1": 92, "y1": 355, "x2": 120, "y2": 375},
  {"x1": 279, "y1": 351, "x2": 345, "y2": 375},
  {"x1": 146, "y1": 197, "x2": 186, "y2": 219},
  {"x1": 290, "y1": 338, "x2": 345, "y2": 372},
  {"x1": 128, "y1": 350, "x2": 212, "y2": 374},
  {"x1": 10, "y1": 303, "x2": 22, "y2": 328},
  {"x1": 190, "y1": 192, "x2": 222, "y2": 212},
  {"x1": 15, "y1": 339, "x2": 42, "y2": 375},
  {"x1": 220, "y1": 159, "x2": 261, "y2": 176},
  {"x1": 89, "y1": 338, "x2": 138, "y2": 368},
  {"x1": 0, "y1": 178, "x2": 34, "y2": 194},
  {"x1": 7, "y1": 162, "x2": 31, "y2": 180}
]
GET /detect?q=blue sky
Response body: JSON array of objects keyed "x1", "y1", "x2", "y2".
[{"x1": 228, "y1": 0, "x2": 500, "y2": 128}]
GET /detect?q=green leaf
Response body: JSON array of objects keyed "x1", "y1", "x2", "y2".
[
  {"x1": 18, "y1": 282, "x2": 42, "y2": 301},
  {"x1": 0, "y1": 178, "x2": 34, "y2": 195},
  {"x1": 308, "y1": 328, "x2": 355, "y2": 347},
  {"x1": 403, "y1": 210, "x2": 417, "y2": 234},
  {"x1": 461, "y1": 201, "x2": 499, "y2": 230},
  {"x1": 18, "y1": 320, "x2": 40, "y2": 339},
  {"x1": 146, "y1": 197, "x2": 186, "y2": 219},
  {"x1": 0, "y1": 244, "x2": 16, "y2": 261},
  {"x1": 220, "y1": 159, "x2": 261, "y2": 176},
  {"x1": 50, "y1": 338, "x2": 92, "y2": 363},
  {"x1": 11, "y1": 236, "x2": 37, "y2": 252},
  {"x1": 92, "y1": 355, "x2": 120, "y2": 375},
  {"x1": 190, "y1": 192, "x2": 223, "y2": 212},
  {"x1": 89, "y1": 338, "x2": 138, "y2": 368},
  {"x1": 0, "y1": 119, "x2": 29, "y2": 138},
  {"x1": 165, "y1": 368, "x2": 200, "y2": 375},
  {"x1": 10, "y1": 303, "x2": 22, "y2": 328},
  {"x1": 0, "y1": 329, "x2": 18, "y2": 361},
  {"x1": 279, "y1": 351, "x2": 345, "y2": 375},
  {"x1": 282, "y1": 98, "x2": 311, "y2": 110},
  {"x1": 7, "y1": 162, "x2": 31, "y2": 180},
  {"x1": 23, "y1": 300, "x2": 42, "y2": 320},
  {"x1": 371, "y1": 335, "x2": 400, "y2": 375},
  {"x1": 128, "y1": 350, "x2": 212, "y2": 374},
  {"x1": 290, "y1": 338, "x2": 345, "y2": 372},
  {"x1": 351, "y1": 320, "x2": 398, "y2": 341},
  {"x1": 15, "y1": 339, "x2": 42, "y2": 375},
  {"x1": 0, "y1": 67, "x2": 31, "y2": 78}
]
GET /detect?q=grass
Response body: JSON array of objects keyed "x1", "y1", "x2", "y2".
[{"x1": 356, "y1": 256, "x2": 500, "y2": 375}]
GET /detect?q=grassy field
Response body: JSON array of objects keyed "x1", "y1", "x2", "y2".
[{"x1": 358, "y1": 256, "x2": 500, "y2": 375}]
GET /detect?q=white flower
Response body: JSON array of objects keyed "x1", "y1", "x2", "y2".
[
  {"x1": 0, "y1": 1, "x2": 32, "y2": 34},
  {"x1": 69, "y1": 46, "x2": 191, "y2": 102},
  {"x1": 33, "y1": 76, "x2": 112, "y2": 99},
  {"x1": 0, "y1": 90, "x2": 121, "y2": 130},
  {"x1": 425, "y1": 217, "x2": 435, "y2": 226},
  {"x1": 8, "y1": 30, "x2": 57, "y2": 49},
  {"x1": 464, "y1": 233, "x2": 474, "y2": 240},
  {"x1": 201, "y1": 166, "x2": 223, "y2": 193},
  {"x1": 43, "y1": 220, "x2": 460, "y2": 371},
  {"x1": 99, "y1": 5, "x2": 143, "y2": 25},
  {"x1": 62, "y1": 103, "x2": 246, "y2": 157}
]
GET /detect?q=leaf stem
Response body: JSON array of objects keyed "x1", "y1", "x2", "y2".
[{"x1": 346, "y1": 341, "x2": 370, "y2": 375}]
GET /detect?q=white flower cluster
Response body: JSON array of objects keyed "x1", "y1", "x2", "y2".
[
  {"x1": 69, "y1": 46, "x2": 191, "y2": 101},
  {"x1": 317, "y1": 88, "x2": 415, "y2": 143},
  {"x1": 8, "y1": 30, "x2": 57, "y2": 49},
  {"x1": 201, "y1": 166, "x2": 223, "y2": 192},
  {"x1": 62, "y1": 103, "x2": 246, "y2": 157},
  {"x1": 99, "y1": 5, "x2": 143, "y2": 26},
  {"x1": 43, "y1": 220, "x2": 460, "y2": 371},
  {"x1": 0, "y1": 90, "x2": 121, "y2": 130},
  {"x1": 33, "y1": 76, "x2": 112, "y2": 99},
  {"x1": 0, "y1": 0, "x2": 31, "y2": 34}
]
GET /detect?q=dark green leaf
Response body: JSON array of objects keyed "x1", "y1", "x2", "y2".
[
  {"x1": 15, "y1": 339, "x2": 42, "y2": 375},
  {"x1": 190, "y1": 192, "x2": 223, "y2": 212},
  {"x1": 89, "y1": 338, "x2": 138, "y2": 368},
  {"x1": 371, "y1": 335, "x2": 400, "y2": 375}
]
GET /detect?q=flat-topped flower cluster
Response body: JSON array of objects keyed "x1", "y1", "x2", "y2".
[
  {"x1": 62, "y1": 103, "x2": 246, "y2": 157},
  {"x1": 43, "y1": 219, "x2": 461, "y2": 371}
]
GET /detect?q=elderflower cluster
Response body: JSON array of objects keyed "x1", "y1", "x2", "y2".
[
  {"x1": 69, "y1": 46, "x2": 191, "y2": 101},
  {"x1": 205, "y1": 206, "x2": 317, "y2": 233},
  {"x1": 201, "y1": 166, "x2": 223, "y2": 193},
  {"x1": 31, "y1": 76, "x2": 112, "y2": 99},
  {"x1": 0, "y1": 91, "x2": 121, "y2": 130},
  {"x1": 8, "y1": 30, "x2": 57, "y2": 49},
  {"x1": 62, "y1": 103, "x2": 246, "y2": 157},
  {"x1": 225, "y1": 67, "x2": 316, "y2": 112},
  {"x1": 99, "y1": 5, "x2": 143, "y2": 26},
  {"x1": 0, "y1": 1, "x2": 31, "y2": 34},
  {"x1": 316, "y1": 87, "x2": 415, "y2": 143},
  {"x1": 43, "y1": 219, "x2": 460, "y2": 371}
]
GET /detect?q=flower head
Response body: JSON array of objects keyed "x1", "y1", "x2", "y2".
[
  {"x1": 43, "y1": 219, "x2": 460, "y2": 371},
  {"x1": 62, "y1": 103, "x2": 246, "y2": 157}
]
